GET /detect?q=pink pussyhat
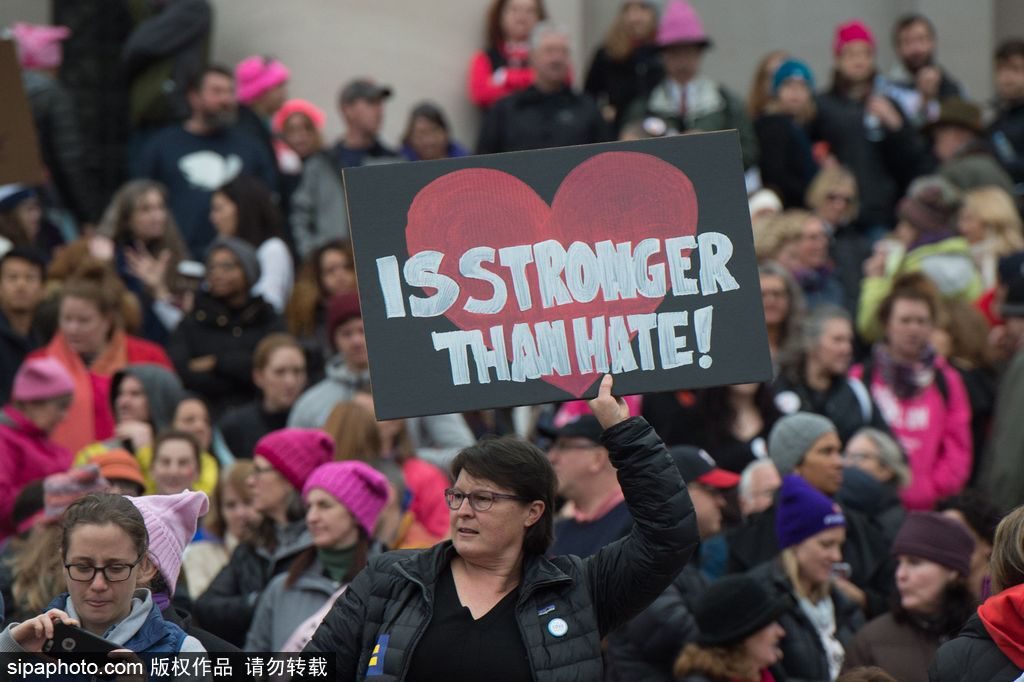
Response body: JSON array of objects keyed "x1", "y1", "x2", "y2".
[
  {"x1": 128, "y1": 490, "x2": 210, "y2": 595},
  {"x1": 656, "y1": 0, "x2": 711, "y2": 49},
  {"x1": 834, "y1": 19, "x2": 876, "y2": 56},
  {"x1": 12, "y1": 357, "x2": 74, "y2": 402},
  {"x1": 11, "y1": 22, "x2": 71, "y2": 70},
  {"x1": 272, "y1": 98, "x2": 327, "y2": 135},
  {"x1": 235, "y1": 55, "x2": 290, "y2": 105}
]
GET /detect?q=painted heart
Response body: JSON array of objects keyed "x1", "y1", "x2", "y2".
[{"x1": 405, "y1": 151, "x2": 699, "y2": 397}]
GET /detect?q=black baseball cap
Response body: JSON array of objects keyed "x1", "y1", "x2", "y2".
[
  {"x1": 670, "y1": 445, "x2": 740, "y2": 489},
  {"x1": 538, "y1": 415, "x2": 603, "y2": 444}
]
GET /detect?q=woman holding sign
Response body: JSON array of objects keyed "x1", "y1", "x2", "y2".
[{"x1": 304, "y1": 374, "x2": 698, "y2": 680}]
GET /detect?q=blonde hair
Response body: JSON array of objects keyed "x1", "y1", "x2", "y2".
[
  {"x1": 806, "y1": 166, "x2": 860, "y2": 225},
  {"x1": 674, "y1": 642, "x2": 760, "y2": 682},
  {"x1": 991, "y1": 505, "x2": 1024, "y2": 593},
  {"x1": 203, "y1": 460, "x2": 254, "y2": 539},
  {"x1": 782, "y1": 547, "x2": 830, "y2": 602},
  {"x1": 9, "y1": 524, "x2": 66, "y2": 618},
  {"x1": 323, "y1": 400, "x2": 382, "y2": 461},
  {"x1": 962, "y1": 186, "x2": 1024, "y2": 255},
  {"x1": 754, "y1": 209, "x2": 811, "y2": 262},
  {"x1": 602, "y1": 2, "x2": 657, "y2": 61}
]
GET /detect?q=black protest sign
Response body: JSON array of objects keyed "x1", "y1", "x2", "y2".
[{"x1": 344, "y1": 132, "x2": 771, "y2": 420}]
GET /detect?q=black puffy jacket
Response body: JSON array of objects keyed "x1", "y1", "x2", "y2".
[
  {"x1": 606, "y1": 562, "x2": 706, "y2": 682},
  {"x1": 749, "y1": 561, "x2": 864, "y2": 682},
  {"x1": 929, "y1": 613, "x2": 1020, "y2": 682},
  {"x1": 305, "y1": 417, "x2": 698, "y2": 681},
  {"x1": 193, "y1": 520, "x2": 312, "y2": 647}
]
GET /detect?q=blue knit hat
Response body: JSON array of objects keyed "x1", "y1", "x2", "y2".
[
  {"x1": 772, "y1": 59, "x2": 815, "y2": 95},
  {"x1": 776, "y1": 474, "x2": 845, "y2": 549}
]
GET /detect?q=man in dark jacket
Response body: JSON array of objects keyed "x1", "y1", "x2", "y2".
[
  {"x1": 886, "y1": 14, "x2": 965, "y2": 129},
  {"x1": 928, "y1": 98, "x2": 1015, "y2": 194},
  {"x1": 304, "y1": 405, "x2": 698, "y2": 681},
  {"x1": 990, "y1": 39, "x2": 1024, "y2": 189},
  {"x1": 727, "y1": 412, "x2": 895, "y2": 618},
  {"x1": 607, "y1": 446, "x2": 737, "y2": 682},
  {"x1": 233, "y1": 55, "x2": 290, "y2": 178},
  {"x1": 0, "y1": 249, "x2": 44, "y2": 404},
  {"x1": 477, "y1": 23, "x2": 609, "y2": 154}
]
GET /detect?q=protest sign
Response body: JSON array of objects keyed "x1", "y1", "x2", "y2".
[
  {"x1": 0, "y1": 40, "x2": 45, "y2": 186},
  {"x1": 345, "y1": 131, "x2": 771, "y2": 420}
]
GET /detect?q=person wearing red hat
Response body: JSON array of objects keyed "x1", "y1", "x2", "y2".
[
  {"x1": 271, "y1": 99, "x2": 327, "y2": 212},
  {"x1": 289, "y1": 292, "x2": 475, "y2": 467},
  {"x1": 813, "y1": 19, "x2": 931, "y2": 237},
  {"x1": 623, "y1": 0, "x2": 757, "y2": 169},
  {"x1": 0, "y1": 358, "x2": 75, "y2": 542},
  {"x1": 192, "y1": 427, "x2": 332, "y2": 647}
]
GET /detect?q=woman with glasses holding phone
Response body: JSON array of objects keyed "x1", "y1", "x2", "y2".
[
  {"x1": 193, "y1": 428, "x2": 332, "y2": 648},
  {"x1": 0, "y1": 493, "x2": 206, "y2": 655},
  {"x1": 305, "y1": 375, "x2": 699, "y2": 681}
]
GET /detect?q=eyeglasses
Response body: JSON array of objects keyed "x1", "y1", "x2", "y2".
[
  {"x1": 826, "y1": 193, "x2": 854, "y2": 205},
  {"x1": 844, "y1": 450, "x2": 878, "y2": 464},
  {"x1": 65, "y1": 556, "x2": 143, "y2": 583},
  {"x1": 444, "y1": 488, "x2": 529, "y2": 512}
]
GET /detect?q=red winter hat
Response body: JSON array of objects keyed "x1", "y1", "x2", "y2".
[
  {"x1": 327, "y1": 292, "x2": 362, "y2": 348},
  {"x1": 254, "y1": 428, "x2": 334, "y2": 490},
  {"x1": 834, "y1": 19, "x2": 875, "y2": 56}
]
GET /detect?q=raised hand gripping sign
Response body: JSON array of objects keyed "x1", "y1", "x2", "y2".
[{"x1": 344, "y1": 131, "x2": 771, "y2": 420}]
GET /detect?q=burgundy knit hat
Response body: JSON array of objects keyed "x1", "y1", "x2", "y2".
[
  {"x1": 254, "y1": 428, "x2": 334, "y2": 490},
  {"x1": 303, "y1": 461, "x2": 390, "y2": 536},
  {"x1": 327, "y1": 292, "x2": 362, "y2": 348},
  {"x1": 892, "y1": 511, "x2": 975, "y2": 576},
  {"x1": 898, "y1": 176, "x2": 961, "y2": 236}
]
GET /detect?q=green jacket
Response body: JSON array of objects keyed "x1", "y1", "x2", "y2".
[
  {"x1": 624, "y1": 76, "x2": 758, "y2": 169},
  {"x1": 857, "y1": 237, "x2": 982, "y2": 342}
]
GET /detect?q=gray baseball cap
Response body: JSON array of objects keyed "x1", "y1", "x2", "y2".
[{"x1": 339, "y1": 78, "x2": 393, "y2": 105}]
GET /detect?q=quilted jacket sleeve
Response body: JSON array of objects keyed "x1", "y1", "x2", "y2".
[{"x1": 584, "y1": 416, "x2": 699, "y2": 637}]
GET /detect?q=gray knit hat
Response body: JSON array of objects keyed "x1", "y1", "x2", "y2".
[
  {"x1": 207, "y1": 235, "x2": 261, "y2": 287},
  {"x1": 768, "y1": 412, "x2": 837, "y2": 475}
]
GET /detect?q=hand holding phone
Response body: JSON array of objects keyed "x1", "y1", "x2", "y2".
[
  {"x1": 10, "y1": 608, "x2": 79, "y2": 652},
  {"x1": 43, "y1": 621, "x2": 119, "y2": 654}
]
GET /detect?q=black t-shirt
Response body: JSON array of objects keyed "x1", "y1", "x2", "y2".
[{"x1": 406, "y1": 564, "x2": 532, "y2": 681}]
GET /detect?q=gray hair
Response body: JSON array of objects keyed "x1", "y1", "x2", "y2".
[
  {"x1": 739, "y1": 459, "x2": 778, "y2": 501},
  {"x1": 849, "y1": 427, "x2": 911, "y2": 488},
  {"x1": 530, "y1": 21, "x2": 571, "y2": 51},
  {"x1": 801, "y1": 304, "x2": 851, "y2": 349}
]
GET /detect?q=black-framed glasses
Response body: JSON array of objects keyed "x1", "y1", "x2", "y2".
[
  {"x1": 444, "y1": 488, "x2": 529, "y2": 512},
  {"x1": 65, "y1": 556, "x2": 143, "y2": 583}
]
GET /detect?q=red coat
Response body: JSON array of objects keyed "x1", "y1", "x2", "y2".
[
  {"x1": 0, "y1": 405, "x2": 73, "y2": 541},
  {"x1": 467, "y1": 45, "x2": 535, "y2": 109}
]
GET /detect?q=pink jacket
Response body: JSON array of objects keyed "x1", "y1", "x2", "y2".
[
  {"x1": 0, "y1": 405, "x2": 73, "y2": 541},
  {"x1": 850, "y1": 356, "x2": 972, "y2": 510}
]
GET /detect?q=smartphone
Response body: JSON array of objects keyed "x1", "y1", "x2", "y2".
[{"x1": 43, "y1": 621, "x2": 119, "y2": 654}]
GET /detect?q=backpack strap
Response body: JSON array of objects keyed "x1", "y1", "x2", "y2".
[{"x1": 846, "y1": 376, "x2": 873, "y2": 424}]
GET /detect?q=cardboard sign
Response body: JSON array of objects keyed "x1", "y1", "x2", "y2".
[
  {"x1": 0, "y1": 40, "x2": 45, "y2": 186},
  {"x1": 345, "y1": 132, "x2": 772, "y2": 420}
]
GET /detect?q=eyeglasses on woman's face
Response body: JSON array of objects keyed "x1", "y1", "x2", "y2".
[
  {"x1": 65, "y1": 555, "x2": 143, "y2": 583},
  {"x1": 444, "y1": 488, "x2": 529, "y2": 512}
]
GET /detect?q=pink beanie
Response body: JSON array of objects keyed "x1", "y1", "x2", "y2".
[
  {"x1": 656, "y1": 0, "x2": 710, "y2": 48},
  {"x1": 235, "y1": 55, "x2": 290, "y2": 105},
  {"x1": 303, "y1": 461, "x2": 390, "y2": 536},
  {"x1": 255, "y1": 428, "x2": 334, "y2": 490},
  {"x1": 272, "y1": 99, "x2": 327, "y2": 135},
  {"x1": 12, "y1": 357, "x2": 74, "y2": 402},
  {"x1": 11, "y1": 22, "x2": 71, "y2": 70},
  {"x1": 834, "y1": 19, "x2": 875, "y2": 56},
  {"x1": 128, "y1": 490, "x2": 209, "y2": 594}
]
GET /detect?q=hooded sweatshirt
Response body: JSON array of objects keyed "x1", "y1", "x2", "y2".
[{"x1": 979, "y1": 583, "x2": 1024, "y2": 668}]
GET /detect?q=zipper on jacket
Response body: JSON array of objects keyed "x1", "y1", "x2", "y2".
[
  {"x1": 515, "y1": 576, "x2": 574, "y2": 682},
  {"x1": 393, "y1": 563, "x2": 433, "y2": 682}
]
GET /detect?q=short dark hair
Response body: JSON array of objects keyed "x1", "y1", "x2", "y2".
[
  {"x1": 996, "y1": 39, "x2": 1024, "y2": 64},
  {"x1": 61, "y1": 493, "x2": 149, "y2": 560},
  {"x1": 214, "y1": 174, "x2": 285, "y2": 244},
  {"x1": 153, "y1": 429, "x2": 203, "y2": 471},
  {"x1": 450, "y1": 437, "x2": 556, "y2": 556},
  {"x1": 937, "y1": 490, "x2": 1004, "y2": 544},
  {"x1": 892, "y1": 13, "x2": 934, "y2": 46},
  {"x1": 187, "y1": 65, "x2": 233, "y2": 94},
  {"x1": 401, "y1": 101, "x2": 451, "y2": 147},
  {"x1": 0, "y1": 246, "x2": 46, "y2": 279},
  {"x1": 876, "y1": 273, "x2": 940, "y2": 329}
]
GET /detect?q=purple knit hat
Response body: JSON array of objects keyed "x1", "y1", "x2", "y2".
[
  {"x1": 776, "y1": 474, "x2": 845, "y2": 549},
  {"x1": 892, "y1": 512, "x2": 975, "y2": 576},
  {"x1": 303, "y1": 461, "x2": 390, "y2": 536},
  {"x1": 128, "y1": 490, "x2": 209, "y2": 594},
  {"x1": 255, "y1": 429, "x2": 335, "y2": 490}
]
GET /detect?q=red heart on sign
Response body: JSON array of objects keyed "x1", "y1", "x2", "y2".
[{"x1": 405, "y1": 151, "x2": 699, "y2": 397}]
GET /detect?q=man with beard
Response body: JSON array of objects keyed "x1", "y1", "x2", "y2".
[
  {"x1": 137, "y1": 65, "x2": 276, "y2": 255},
  {"x1": 886, "y1": 14, "x2": 965, "y2": 129}
]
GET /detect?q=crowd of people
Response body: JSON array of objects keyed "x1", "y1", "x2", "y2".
[{"x1": 4, "y1": 0, "x2": 1024, "y2": 680}]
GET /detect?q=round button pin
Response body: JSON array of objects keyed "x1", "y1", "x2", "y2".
[{"x1": 547, "y1": 618, "x2": 568, "y2": 637}]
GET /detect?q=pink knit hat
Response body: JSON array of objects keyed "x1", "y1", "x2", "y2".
[
  {"x1": 656, "y1": 0, "x2": 710, "y2": 49},
  {"x1": 272, "y1": 98, "x2": 327, "y2": 135},
  {"x1": 303, "y1": 461, "x2": 390, "y2": 536},
  {"x1": 12, "y1": 357, "x2": 74, "y2": 402},
  {"x1": 235, "y1": 55, "x2": 290, "y2": 105},
  {"x1": 254, "y1": 428, "x2": 335, "y2": 490},
  {"x1": 128, "y1": 490, "x2": 209, "y2": 595},
  {"x1": 11, "y1": 22, "x2": 71, "y2": 70},
  {"x1": 43, "y1": 465, "x2": 111, "y2": 524},
  {"x1": 834, "y1": 19, "x2": 875, "y2": 56}
]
